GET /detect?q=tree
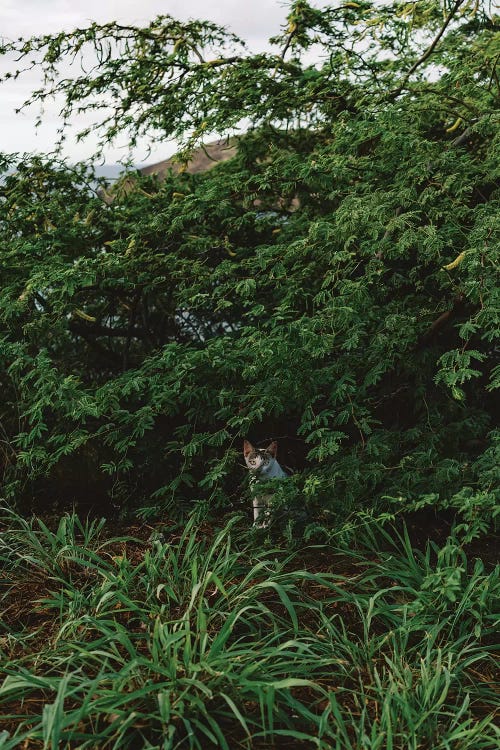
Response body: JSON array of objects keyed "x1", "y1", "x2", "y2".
[{"x1": 0, "y1": 1, "x2": 498, "y2": 537}]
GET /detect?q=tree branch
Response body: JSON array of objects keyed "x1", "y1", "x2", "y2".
[
  {"x1": 69, "y1": 320, "x2": 148, "y2": 338},
  {"x1": 388, "y1": 0, "x2": 466, "y2": 101}
]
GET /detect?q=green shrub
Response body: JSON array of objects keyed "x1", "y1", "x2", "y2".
[{"x1": 0, "y1": 2, "x2": 497, "y2": 532}]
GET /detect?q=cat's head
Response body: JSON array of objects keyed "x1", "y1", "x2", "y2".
[{"x1": 243, "y1": 439, "x2": 278, "y2": 473}]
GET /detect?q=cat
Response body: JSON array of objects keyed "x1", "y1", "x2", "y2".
[{"x1": 243, "y1": 439, "x2": 287, "y2": 526}]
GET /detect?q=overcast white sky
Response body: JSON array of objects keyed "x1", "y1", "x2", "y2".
[{"x1": 1, "y1": 0, "x2": 328, "y2": 165}]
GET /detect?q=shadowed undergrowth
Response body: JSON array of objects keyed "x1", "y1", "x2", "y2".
[{"x1": 0, "y1": 507, "x2": 498, "y2": 749}]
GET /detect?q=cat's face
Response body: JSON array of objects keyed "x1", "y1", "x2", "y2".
[{"x1": 243, "y1": 440, "x2": 278, "y2": 473}]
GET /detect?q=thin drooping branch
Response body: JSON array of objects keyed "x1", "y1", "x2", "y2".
[
  {"x1": 418, "y1": 295, "x2": 466, "y2": 348},
  {"x1": 388, "y1": 0, "x2": 466, "y2": 101},
  {"x1": 451, "y1": 126, "x2": 474, "y2": 148}
]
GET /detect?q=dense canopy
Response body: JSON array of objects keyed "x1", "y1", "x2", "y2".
[{"x1": 0, "y1": 1, "x2": 498, "y2": 538}]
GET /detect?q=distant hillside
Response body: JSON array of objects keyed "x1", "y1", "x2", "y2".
[
  {"x1": 97, "y1": 139, "x2": 238, "y2": 203},
  {"x1": 140, "y1": 139, "x2": 237, "y2": 179}
]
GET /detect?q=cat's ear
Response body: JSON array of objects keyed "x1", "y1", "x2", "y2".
[
  {"x1": 243, "y1": 440, "x2": 254, "y2": 457},
  {"x1": 266, "y1": 441, "x2": 278, "y2": 457}
]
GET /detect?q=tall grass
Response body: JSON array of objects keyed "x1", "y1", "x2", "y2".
[
  {"x1": 0, "y1": 505, "x2": 498, "y2": 748},
  {"x1": 314, "y1": 522, "x2": 499, "y2": 750}
]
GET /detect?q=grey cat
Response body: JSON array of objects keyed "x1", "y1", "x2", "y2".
[{"x1": 243, "y1": 439, "x2": 287, "y2": 526}]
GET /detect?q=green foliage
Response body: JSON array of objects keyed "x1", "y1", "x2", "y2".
[
  {"x1": 0, "y1": 511, "x2": 498, "y2": 748},
  {"x1": 0, "y1": 2, "x2": 498, "y2": 530}
]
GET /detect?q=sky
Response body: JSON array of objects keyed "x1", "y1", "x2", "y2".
[{"x1": 0, "y1": 0, "x2": 328, "y2": 166}]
